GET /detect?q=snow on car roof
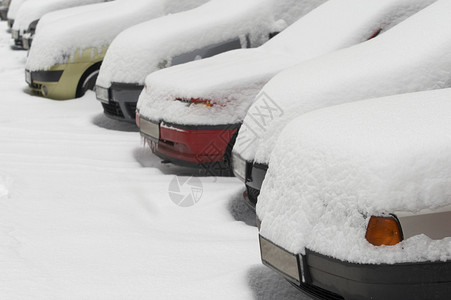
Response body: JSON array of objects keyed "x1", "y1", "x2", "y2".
[
  {"x1": 257, "y1": 88, "x2": 451, "y2": 264},
  {"x1": 96, "y1": 0, "x2": 325, "y2": 88},
  {"x1": 7, "y1": 0, "x2": 27, "y2": 19},
  {"x1": 136, "y1": 0, "x2": 435, "y2": 126},
  {"x1": 12, "y1": 0, "x2": 107, "y2": 32},
  {"x1": 25, "y1": 0, "x2": 208, "y2": 71},
  {"x1": 234, "y1": 0, "x2": 451, "y2": 164}
]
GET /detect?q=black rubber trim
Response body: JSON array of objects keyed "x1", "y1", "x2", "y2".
[
  {"x1": 245, "y1": 163, "x2": 267, "y2": 189},
  {"x1": 103, "y1": 82, "x2": 144, "y2": 122},
  {"x1": 242, "y1": 189, "x2": 256, "y2": 211},
  {"x1": 306, "y1": 249, "x2": 451, "y2": 299},
  {"x1": 110, "y1": 82, "x2": 143, "y2": 101},
  {"x1": 0, "y1": 8, "x2": 8, "y2": 21},
  {"x1": 161, "y1": 121, "x2": 241, "y2": 131},
  {"x1": 30, "y1": 70, "x2": 64, "y2": 83}
]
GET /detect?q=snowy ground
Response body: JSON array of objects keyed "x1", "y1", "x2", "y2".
[{"x1": 0, "y1": 22, "x2": 310, "y2": 299}]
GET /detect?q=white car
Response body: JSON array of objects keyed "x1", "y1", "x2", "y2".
[
  {"x1": 6, "y1": 0, "x2": 27, "y2": 28},
  {"x1": 136, "y1": 0, "x2": 435, "y2": 177},
  {"x1": 24, "y1": 0, "x2": 208, "y2": 100},
  {"x1": 0, "y1": 0, "x2": 11, "y2": 21},
  {"x1": 95, "y1": 0, "x2": 325, "y2": 122},
  {"x1": 257, "y1": 88, "x2": 451, "y2": 299},
  {"x1": 11, "y1": 0, "x2": 111, "y2": 49},
  {"x1": 232, "y1": 0, "x2": 451, "y2": 207}
]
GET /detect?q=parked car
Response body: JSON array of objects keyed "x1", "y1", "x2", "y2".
[
  {"x1": 232, "y1": 0, "x2": 451, "y2": 207},
  {"x1": 24, "y1": 0, "x2": 208, "y2": 100},
  {"x1": 95, "y1": 0, "x2": 324, "y2": 122},
  {"x1": 0, "y1": 0, "x2": 11, "y2": 21},
  {"x1": 11, "y1": 0, "x2": 110, "y2": 49},
  {"x1": 135, "y1": 0, "x2": 434, "y2": 176},
  {"x1": 6, "y1": 0, "x2": 27, "y2": 28},
  {"x1": 258, "y1": 88, "x2": 451, "y2": 299}
]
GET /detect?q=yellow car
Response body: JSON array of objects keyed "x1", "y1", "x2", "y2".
[{"x1": 26, "y1": 46, "x2": 107, "y2": 99}]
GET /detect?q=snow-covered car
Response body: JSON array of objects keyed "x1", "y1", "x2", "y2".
[
  {"x1": 6, "y1": 0, "x2": 27, "y2": 28},
  {"x1": 24, "y1": 0, "x2": 208, "y2": 100},
  {"x1": 95, "y1": 0, "x2": 324, "y2": 123},
  {"x1": 135, "y1": 0, "x2": 434, "y2": 175},
  {"x1": 0, "y1": 0, "x2": 11, "y2": 21},
  {"x1": 11, "y1": 0, "x2": 111, "y2": 49},
  {"x1": 232, "y1": 0, "x2": 451, "y2": 207},
  {"x1": 258, "y1": 88, "x2": 451, "y2": 299}
]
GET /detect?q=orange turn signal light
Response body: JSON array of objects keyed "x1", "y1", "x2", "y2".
[{"x1": 365, "y1": 215, "x2": 403, "y2": 246}]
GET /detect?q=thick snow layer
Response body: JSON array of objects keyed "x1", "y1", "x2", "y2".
[
  {"x1": 258, "y1": 88, "x2": 451, "y2": 264},
  {"x1": 0, "y1": 22, "x2": 311, "y2": 300},
  {"x1": 234, "y1": 0, "x2": 451, "y2": 163},
  {"x1": 137, "y1": 0, "x2": 435, "y2": 126},
  {"x1": 7, "y1": 0, "x2": 27, "y2": 19},
  {"x1": 97, "y1": 0, "x2": 325, "y2": 88},
  {"x1": 25, "y1": 0, "x2": 209, "y2": 71},
  {"x1": 12, "y1": 0, "x2": 107, "y2": 32}
]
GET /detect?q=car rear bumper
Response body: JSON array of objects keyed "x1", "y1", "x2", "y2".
[
  {"x1": 96, "y1": 82, "x2": 143, "y2": 123},
  {"x1": 139, "y1": 116, "x2": 239, "y2": 167},
  {"x1": 260, "y1": 235, "x2": 451, "y2": 300}
]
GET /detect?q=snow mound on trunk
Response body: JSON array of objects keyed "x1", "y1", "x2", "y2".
[
  {"x1": 12, "y1": 0, "x2": 106, "y2": 32},
  {"x1": 137, "y1": 0, "x2": 436, "y2": 126},
  {"x1": 7, "y1": 0, "x2": 27, "y2": 20},
  {"x1": 97, "y1": 0, "x2": 325, "y2": 88},
  {"x1": 258, "y1": 88, "x2": 451, "y2": 264},
  {"x1": 234, "y1": 0, "x2": 451, "y2": 163},
  {"x1": 26, "y1": 0, "x2": 208, "y2": 71}
]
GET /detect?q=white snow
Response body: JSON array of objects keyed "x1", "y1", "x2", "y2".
[
  {"x1": 0, "y1": 175, "x2": 9, "y2": 199},
  {"x1": 0, "y1": 22, "x2": 310, "y2": 299},
  {"x1": 234, "y1": 0, "x2": 451, "y2": 163},
  {"x1": 137, "y1": 0, "x2": 435, "y2": 126},
  {"x1": 257, "y1": 88, "x2": 451, "y2": 264},
  {"x1": 96, "y1": 0, "x2": 325, "y2": 88},
  {"x1": 12, "y1": 0, "x2": 107, "y2": 33},
  {"x1": 6, "y1": 0, "x2": 27, "y2": 20},
  {"x1": 25, "y1": 0, "x2": 209, "y2": 71}
]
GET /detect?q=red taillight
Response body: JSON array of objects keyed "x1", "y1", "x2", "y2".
[
  {"x1": 176, "y1": 97, "x2": 215, "y2": 107},
  {"x1": 365, "y1": 215, "x2": 403, "y2": 246},
  {"x1": 135, "y1": 112, "x2": 140, "y2": 128},
  {"x1": 367, "y1": 28, "x2": 382, "y2": 40}
]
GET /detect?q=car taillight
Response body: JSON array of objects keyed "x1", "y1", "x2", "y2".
[
  {"x1": 365, "y1": 215, "x2": 403, "y2": 246},
  {"x1": 135, "y1": 111, "x2": 140, "y2": 128},
  {"x1": 176, "y1": 97, "x2": 215, "y2": 107},
  {"x1": 367, "y1": 28, "x2": 382, "y2": 40}
]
